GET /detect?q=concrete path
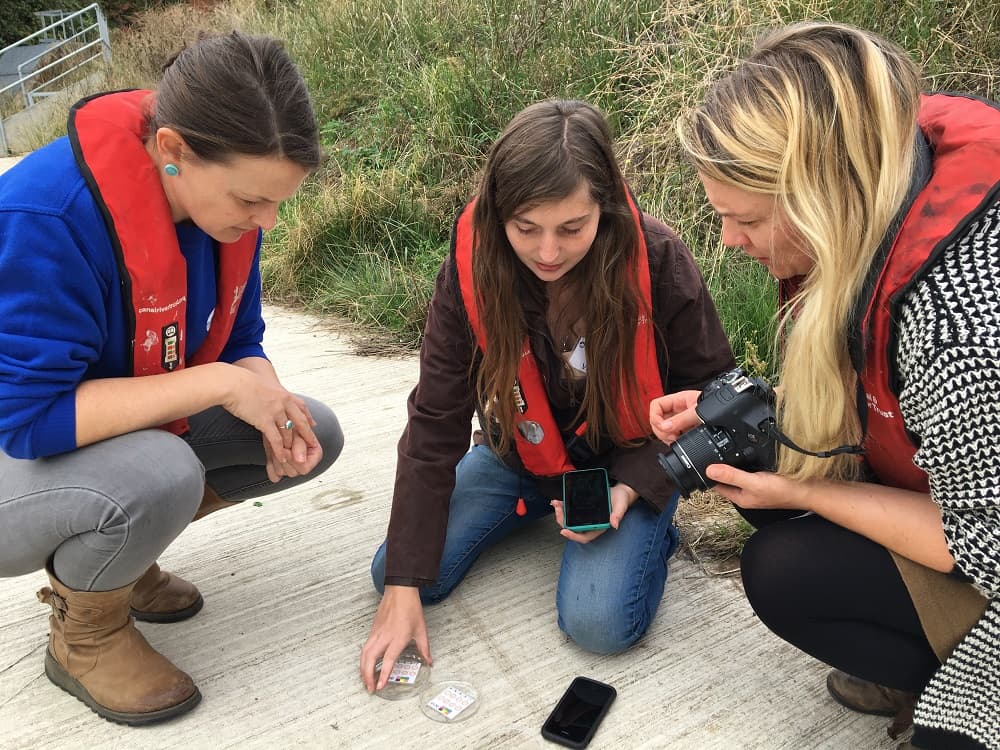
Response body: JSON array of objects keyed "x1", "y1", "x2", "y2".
[
  {"x1": 0, "y1": 156, "x2": 898, "y2": 747},
  {"x1": 0, "y1": 157, "x2": 21, "y2": 174},
  {"x1": 0, "y1": 74, "x2": 101, "y2": 155}
]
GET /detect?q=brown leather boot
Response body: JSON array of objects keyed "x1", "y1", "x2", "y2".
[
  {"x1": 37, "y1": 564, "x2": 201, "y2": 725},
  {"x1": 192, "y1": 485, "x2": 238, "y2": 521},
  {"x1": 826, "y1": 669, "x2": 918, "y2": 739},
  {"x1": 130, "y1": 562, "x2": 204, "y2": 623},
  {"x1": 129, "y1": 487, "x2": 236, "y2": 622}
]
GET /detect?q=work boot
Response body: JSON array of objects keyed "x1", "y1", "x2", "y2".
[
  {"x1": 130, "y1": 562, "x2": 203, "y2": 623},
  {"x1": 37, "y1": 563, "x2": 201, "y2": 725},
  {"x1": 826, "y1": 669, "x2": 918, "y2": 739}
]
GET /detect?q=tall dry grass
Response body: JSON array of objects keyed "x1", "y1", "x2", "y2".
[{"x1": 10, "y1": 0, "x2": 998, "y2": 367}]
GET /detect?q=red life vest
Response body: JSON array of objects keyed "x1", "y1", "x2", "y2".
[
  {"x1": 68, "y1": 90, "x2": 258, "y2": 435},
  {"x1": 861, "y1": 93, "x2": 1000, "y2": 491},
  {"x1": 454, "y1": 190, "x2": 663, "y2": 476}
]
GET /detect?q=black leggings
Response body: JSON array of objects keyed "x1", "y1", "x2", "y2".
[{"x1": 738, "y1": 507, "x2": 939, "y2": 693}]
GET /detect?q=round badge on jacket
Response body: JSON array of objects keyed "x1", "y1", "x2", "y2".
[{"x1": 517, "y1": 420, "x2": 545, "y2": 444}]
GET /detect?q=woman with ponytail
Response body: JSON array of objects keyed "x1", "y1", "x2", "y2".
[{"x1": 0, "y1": 31, "x2": 343, "y2": 724}]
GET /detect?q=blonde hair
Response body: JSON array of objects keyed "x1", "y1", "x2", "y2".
[{"x1": 677, "y1": 22, "x2": 921, "y2": 481}]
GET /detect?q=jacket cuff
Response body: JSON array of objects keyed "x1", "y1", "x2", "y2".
[
  {"x1": 383, "y1": 576, "x2": 432, "y2": 588},
  {"x1": 609, "y1": 440, "x2": 678, "y2": 513}
]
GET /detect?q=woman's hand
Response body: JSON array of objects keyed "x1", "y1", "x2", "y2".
[
  {"x1": 704, "y1": 464, "x2": 806, "y2": 510},
  {"x1": 263, "y1": 429, "x2": 322, "y2": 482},
  {"x1": 226, "y1": 358, "x2": 322, "y2": 471},
  {"x1": 360, "y1": 585, "x2": 432, "y2": 693},
  {"x1": 551, "y1": 482, "x2": 640, "y2": 543},
  {"x1": 650, "y1": 390, "x2": 702, "y2": 443}
]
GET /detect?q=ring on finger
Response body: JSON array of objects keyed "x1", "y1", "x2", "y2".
[{"x1": 282, "y1": 419, "x2": 294, "y2": 430}]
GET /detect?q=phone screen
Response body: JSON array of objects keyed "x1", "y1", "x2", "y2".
[
  {"x1": 541, "y1": 676, "x2": 616, "y2": 748},
  {"x1": 562, "y1": 469, "x2": 610, "y2": 528}
]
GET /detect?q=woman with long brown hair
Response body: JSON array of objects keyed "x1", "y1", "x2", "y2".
[{"x1": 361, "y1": 99, "x2": 734, "y2": 690}]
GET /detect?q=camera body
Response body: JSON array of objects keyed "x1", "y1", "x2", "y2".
[{"x1": 657, "y1": 368, "x2": 777, "y2": 497}]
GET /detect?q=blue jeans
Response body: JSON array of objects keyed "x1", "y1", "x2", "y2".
[{"x1": 371, "y1": 445, "x2": 680, "y2": 654}]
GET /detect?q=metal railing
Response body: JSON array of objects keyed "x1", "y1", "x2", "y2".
[
  {"x1": 0, "y1": 4, "x2": 111, "y2": 155},
  {"x1": 35, "y1": 9, "x2": 92, "y2": 41}
]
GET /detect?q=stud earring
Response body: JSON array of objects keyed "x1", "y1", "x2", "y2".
[{"x1": 164, "y1": 163, "x2": 180, "y2": 176}]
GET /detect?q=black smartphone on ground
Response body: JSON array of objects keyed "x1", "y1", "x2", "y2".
[
  {"x1": 541, "y1": 676, "x2": 617, "y2": 748},
  {"x1": 561, "y1": 468, "x2": 611, "y2": 533}
]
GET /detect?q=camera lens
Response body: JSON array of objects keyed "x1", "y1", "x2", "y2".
[
  {"x1": 658, "y1": 448, "x2": 703, "y2": 497},
  {"x1": 657, "y1": 425, "x2": 732, "y2": 498}
]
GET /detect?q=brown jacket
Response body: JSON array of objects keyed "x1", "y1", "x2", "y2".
[{"x1": 384, "y1": 213, "x2": 735, "y2": 585}]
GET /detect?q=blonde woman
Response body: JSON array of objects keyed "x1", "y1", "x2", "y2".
[{"x1": 652, "y1": 22, "x2": 1000, "y2": 750}]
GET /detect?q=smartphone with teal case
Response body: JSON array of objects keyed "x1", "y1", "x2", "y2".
[{"x1": 561, "y1": 468, "x2": 611, "y2": 532}]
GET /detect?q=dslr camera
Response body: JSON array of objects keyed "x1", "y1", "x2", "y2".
[{"x1": 657, "y1": 368, "x2": 777, "y2": 498}]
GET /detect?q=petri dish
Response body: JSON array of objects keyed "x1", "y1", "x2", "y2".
[
  {"x1": 419, "y1": 679, "x2": 480, "y2": 723},
  {"x1": 374, "y1": 644, "x2": 430, "y2": 701}
]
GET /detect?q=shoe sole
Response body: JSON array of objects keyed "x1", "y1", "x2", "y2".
[
  {"x1": 131, "y1": 594, "x2": 204, "y2": 623},
  {"x1": 44, "y1": 650, "x2": 201, "y2": 725}
]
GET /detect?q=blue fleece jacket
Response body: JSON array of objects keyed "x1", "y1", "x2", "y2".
[{"x1": 0, "y1": 137, "x2": 266, "y2": 460}]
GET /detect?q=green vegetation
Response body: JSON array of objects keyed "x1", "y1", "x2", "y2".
[
  {"x1": 11, "y1": 0, "x2": 999, "y2": 371},
  {"x1": 0, "y1": 0, "x2": 161, "y2": 47}
]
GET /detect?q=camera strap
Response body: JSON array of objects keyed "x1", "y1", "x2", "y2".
[{"x1": 765, "y1": 423, "x2": 864, "y2": 459}]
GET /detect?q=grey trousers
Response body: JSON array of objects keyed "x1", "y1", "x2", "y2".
[{"x1": 0, "y1": 396, "x2": 343, "y2": 591}]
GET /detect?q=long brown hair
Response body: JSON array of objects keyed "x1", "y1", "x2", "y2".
[{"x1": 472, "y1": 99, "x2": 648, "y2": 454}]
